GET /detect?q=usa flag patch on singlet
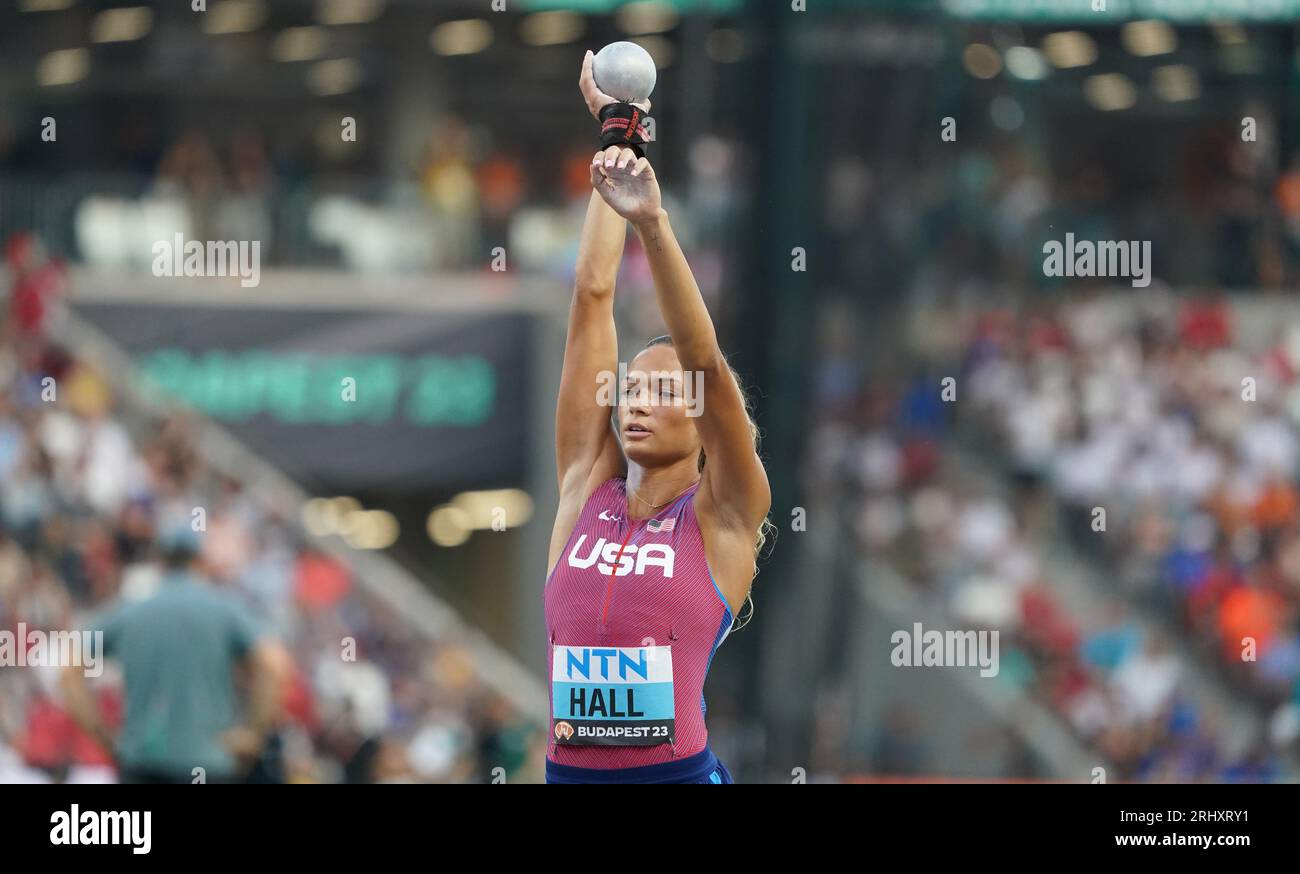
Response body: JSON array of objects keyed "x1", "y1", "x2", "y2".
[
  {"x1": 551, "y1": 645, "x2": 675, "y2": 745},
  {"x1": 646, "y1": 517, "x2": 675, "y2": 533}
]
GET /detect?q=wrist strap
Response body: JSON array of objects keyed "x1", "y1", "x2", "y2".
[{"x1": 599, "y1": 102, "x2": 650, "y2": 158}]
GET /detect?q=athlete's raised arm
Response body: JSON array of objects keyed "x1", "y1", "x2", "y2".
[
  {"x1": 549, "y1": 53, "x2": 649, "y2": 574},
  {"x1": 554, "y1": 181, "x2": 624, "y2": 494},
  {"x1": 591, "y1": 157, "x2": 771, "y2": 545},
  {"x1": 555, "y1": 52, "x2": 653, "y2": 494}
]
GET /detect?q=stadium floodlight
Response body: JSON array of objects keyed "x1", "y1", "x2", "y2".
[
  {"x1": 272, "y1": 27, "x2": 329, "y2": 63},
  {"x1": 316, "y1": 0, "x2": 386, "y2": 26},
  {"x1": 203, "y1": 0, "x2": 268, "y2": 36},
  {"x1": 36, "y1": 48, "x2": 89, "y2": 87},
  {"x1": 1043, "y1": 31, "x2": 1097, "y2": 69},
  {"x1": 1122, "y1": 20, "x2": 1177, "y2": 57},
  {"x1": 616, "y1": 1, "x2": 681, "y2": 36},
  {"x1": 1084, "y1": 73, "x2": 1137, "y2": 111},
  {"x1": 430, "y1": 19, "x2": 494, "y2": 57},
  {"x1": 520, "y1": 12, "x2": 587, "y2": 47},
  {"x1": 91, "y1": 7, "x2": 154, "y2": 44},
  {"x1": 1152, "y1": 64, "x2": 1199, "y2": 102},
  {"x1": 308, "y1": 58, "x2": 363, "y2": 96},
  {"x1": 964, "y1": 43, "x2": 1003, "y2": 80},
  {"x1": 1005, "y1": 46, "x2": 1050, "y2": 81}
]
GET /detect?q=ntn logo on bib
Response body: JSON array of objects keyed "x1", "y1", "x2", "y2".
[{"x1": 555, "y1": 644, "x2": 673, "y2": 683}]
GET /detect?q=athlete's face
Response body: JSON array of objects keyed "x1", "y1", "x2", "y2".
[{"x1": 618, "y1": 344, "x2": 702, "y2": 469}]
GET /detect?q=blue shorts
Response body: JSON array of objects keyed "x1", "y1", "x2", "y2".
[{"x1": 546, "y1": 746, "x2": 734, "y2": 784}]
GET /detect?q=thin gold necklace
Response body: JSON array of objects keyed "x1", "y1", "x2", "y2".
[{"x1": 628, "y1": 479, "x2": 698, "y2": 512}]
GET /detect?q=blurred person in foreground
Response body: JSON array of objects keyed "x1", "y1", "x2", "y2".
[{"x1": 60, "y1": 526, "x2": 290, "y2": 784}]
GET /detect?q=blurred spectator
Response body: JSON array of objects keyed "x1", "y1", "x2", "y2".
[{"x1": 60, "y1": 526, "x2": 290, "y2": 784}]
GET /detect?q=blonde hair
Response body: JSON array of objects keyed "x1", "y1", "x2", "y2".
[{"x1": 642, "y1": 335, "x2": 775, "y2": 632}]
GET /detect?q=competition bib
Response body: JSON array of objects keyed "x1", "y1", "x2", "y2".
[{"x1": 551, "y1": 645, "x2": 674, "y2": 746}]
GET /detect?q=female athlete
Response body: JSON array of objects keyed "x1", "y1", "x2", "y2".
[{"x1": 543, "y1": 52, "x2": 773, "y2": 784}]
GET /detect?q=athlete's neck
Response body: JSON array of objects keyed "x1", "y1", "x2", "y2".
[{"x1": 624, "y1": 457, "x2": 700, "y2": 521}]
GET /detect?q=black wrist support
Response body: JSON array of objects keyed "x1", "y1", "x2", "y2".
[{"x1": 599, "y1": 102, "x2": 650, "y2": 158}]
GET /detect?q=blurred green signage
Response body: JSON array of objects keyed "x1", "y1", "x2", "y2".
[
  {"x1": 139, "y1": 349, "x2": 496, "y2": 428},
  {"x1": 75, "y1": 303, "x2": 532, "y2": 493}
]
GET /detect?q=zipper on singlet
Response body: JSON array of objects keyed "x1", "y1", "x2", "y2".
[{"x1": 599, "y1": 519, "x2": 640, "y2": 629}]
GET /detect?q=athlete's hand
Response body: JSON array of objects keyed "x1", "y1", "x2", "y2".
[
  {"x1": 580, "y1": 50, "x2": 650, "y2": 120},
  {"x1": 590, "y1": 147, "x2": 662, "y2": 226}
]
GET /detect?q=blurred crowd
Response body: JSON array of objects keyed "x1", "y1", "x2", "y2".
[
  {"x1": 960, "y1": 294, "x2": 1300, "y2": 750},
  {"x1": 804, "y1": 290, "x2": 1300, "y2": 782},
  {"x1": 1, "y1": 108, "x2": 745, "y2": 288},
  {"x1": 0, "y1": 236, "x2": 544, "y2": 783},
  {"x1": 793, "y1": 74, "x2": 1300, "y2": 781},
  {"x1": 818, "y1": 117, "x2": 1300, "y2": 319}
]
